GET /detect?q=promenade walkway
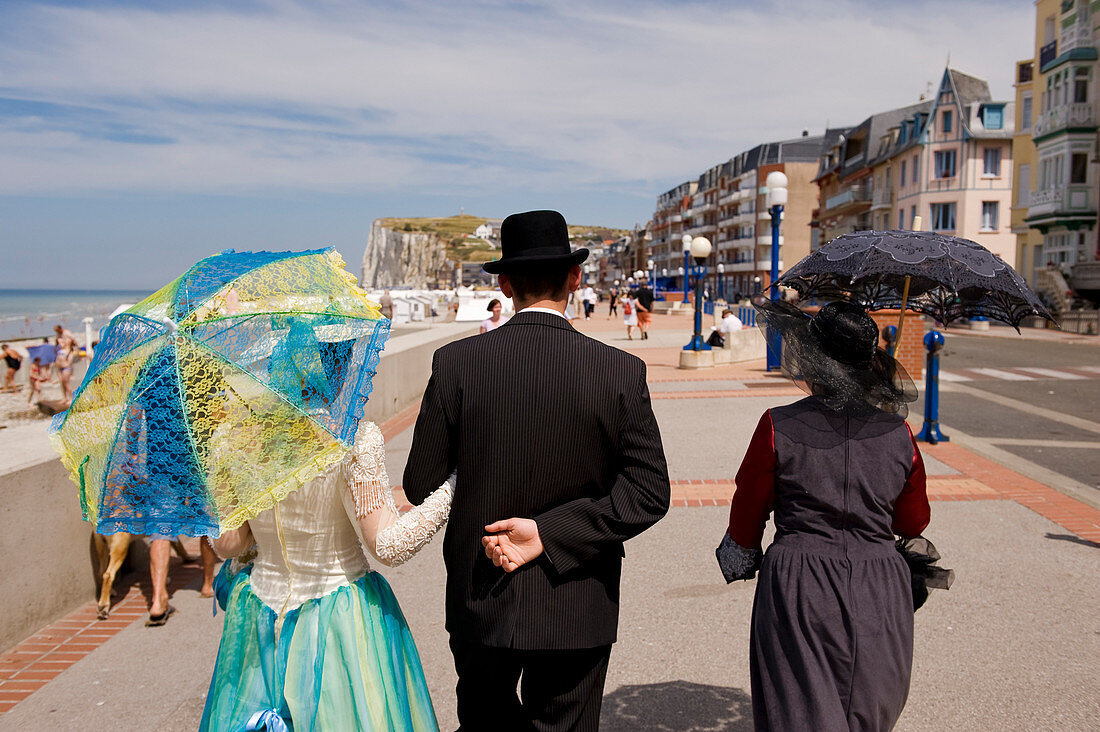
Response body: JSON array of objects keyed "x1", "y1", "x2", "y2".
[{"x1": 1, "y1": 312, "x2": 1097, "y2": 730}]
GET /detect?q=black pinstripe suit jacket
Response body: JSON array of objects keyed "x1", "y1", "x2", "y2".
[{"x1": 403, "y1": 310, "x2": 670, "y2": 650}]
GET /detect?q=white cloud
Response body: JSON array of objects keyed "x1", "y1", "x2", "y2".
[{"x1": 0, "y1": 0, "x2": 1033, "y2": 196}]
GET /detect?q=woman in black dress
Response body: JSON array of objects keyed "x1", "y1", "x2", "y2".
[{"x1": 717, "y1": 300, "x2": 930, "y2": 731}]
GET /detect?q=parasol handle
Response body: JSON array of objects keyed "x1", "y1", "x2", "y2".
[{"x1": 893, "y1": 276, "x2": 911, "y2": 356}]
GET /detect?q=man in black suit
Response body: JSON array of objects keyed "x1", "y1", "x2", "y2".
[{"x1": 403, "y1": 210, "x2": 670, "y2": 731}]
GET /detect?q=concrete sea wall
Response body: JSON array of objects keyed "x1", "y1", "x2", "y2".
[{"x1": 0, "y1": 322, "x2": 477, "y2": 652}]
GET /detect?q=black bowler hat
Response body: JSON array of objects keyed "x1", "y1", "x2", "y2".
[{"x1": 482, "y1": 210, "x2": 589, "y2": 274}]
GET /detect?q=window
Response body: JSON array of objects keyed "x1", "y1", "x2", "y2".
[
  {"x1": 1021, "y1": 95, "x2": 1032, "y2": 130},
  {"x1": 1017, "y1": 164, "x2": 1030, "y2": 207},
  {"x1": 912, "y1": 155, "x2": 919, "y2": 183},
  {"x1": 930, "y1": 203, "x2": 957, "y2": 231},
  {"x1": 983, "y1": 148, "x2": 1002, "y2": 177},
  {"x1": 934, "y1": 149, "x2": 957, "y2": 178},
  {"x1": 910, "y1": 205, "x2": 917, "y2": 227},
  {"x1": 900, "y1": 160, "x2": 907, "y2": 184},
  {"x1": 942, "y1": 109, "x2": 953, "y2": 133},
  {"x1": 1071, "y1": 152, "x2": 1088, "y2": 183},
  {"x1": 1075, "y1": 68, "x2": 1089, "y2": 104},
  {"x1": 981, "y1": 202, "x2": 999, "y2": 230},
  {"x1": 898, "y1": 208, "x2": 905, "y2": 229},
  {"x1": 983, "y1": 105, "x2": 1004, "y2": 130}
]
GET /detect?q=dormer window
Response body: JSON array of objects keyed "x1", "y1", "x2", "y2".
[
  {"x1": 942, "y1": 109, "x2": 953, "y2": 133},
  {"x1": 982, "y1": 104, "x2": 1004, "y2": 130}
]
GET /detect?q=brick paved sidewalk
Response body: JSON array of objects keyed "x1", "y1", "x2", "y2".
[{"x1": 2, "y1": 310, "x2": 1097, "y2": 724}]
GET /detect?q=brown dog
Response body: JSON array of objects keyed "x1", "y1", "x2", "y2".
[{"x1": 94, "y1": 533, "x2": 191, "y2": 619}]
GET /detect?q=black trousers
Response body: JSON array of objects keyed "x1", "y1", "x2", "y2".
[{"x1": 450, "y1": 639, "x2": 612, "y2": 732}]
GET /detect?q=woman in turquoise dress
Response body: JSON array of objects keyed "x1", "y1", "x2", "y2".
[{"x1": 202, "y1": 421, "x2": 454, "y2": 731}]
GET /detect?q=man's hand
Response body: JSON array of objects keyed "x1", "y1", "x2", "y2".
[{"x1": 482, "y1": 518, "x2": 543, "y2": 572}]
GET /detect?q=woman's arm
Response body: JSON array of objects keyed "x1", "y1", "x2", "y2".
[
  {"x1": 892, "y1": 424, "x2": 930, "y2": 538},
  {"x1": 343, "y1": 422, "x2": 453, "y2": 567},
  {"x1": 210, "y1": 523, "x2": 253, "y2": 559},
  {"x1": 716, "y1": 410, "x2": 777, "y2": 582}
]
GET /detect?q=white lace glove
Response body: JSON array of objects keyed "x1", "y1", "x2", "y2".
[{"x1": 344, "y1": 422, "x2": 454, "y2": 566}]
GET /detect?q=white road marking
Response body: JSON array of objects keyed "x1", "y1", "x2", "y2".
[
  {"x1": 939, "y1": 371, "x2": 974, "y2": 382},
  {"x1": 1016, "y1": 367, "x2": 1087, "y2": 380},
  {"x1": 970, "y1": 368, "x2": 1036, "y2": 381},
  {"x1": 1075, "y1": 365, "x2": 1100, "y2": 374}
]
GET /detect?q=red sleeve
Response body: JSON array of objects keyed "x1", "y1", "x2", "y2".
[
  {"x1": 892, "y1": 423, "x2": 931, "y2": 538},
  {"x1": 727, "y1": 410, "x2": 777, "y2": 550}
]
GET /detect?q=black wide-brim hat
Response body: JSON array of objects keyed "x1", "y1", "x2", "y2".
[
  {"x1": 754, "y1": 297, "x2": 917, "y2": 417},
  {"x1": 483, "y1": 210, "x2": 589, "y2": 274}
]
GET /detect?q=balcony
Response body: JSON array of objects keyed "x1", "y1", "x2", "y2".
[
  {"x1": 718, "y1": 216, "x2": 737, "y2": 228},
  {"x1": 718, "y1": 192, "x2": 737, "y2": 205},
  {"x1": 1059, "y1": 21, "x2": 1094, "y2": 54},
  {"x1": 1033, "y1": 102, "x2": 1096, "y2": 139},
  {"x1": 1039, "y1": 40, "x2": 1057, "y2": 69},
  {"x1": 692, "y1": 201, "x2": 716, "y2": 214},
  {"x1": 757, "y1": 235, "x2": 785, "y2": 246},
  {"x1": 725, "y1": 261, "x2": 757, "y2": 272},
  {"x1": 669, "y1": 214, "x2": 682, "y2": 223},
  {"x1": 871, "y1": 189, "x2": 893, "y2": 210},
  {"x1": 824, "y1": 183, "x2": 873, "y2": 213}
]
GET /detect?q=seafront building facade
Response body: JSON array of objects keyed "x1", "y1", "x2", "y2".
[
  {"x1": 1014, "y1": 0, "x2": 1100, "y2": 306},
  {"x1": 647, "y1": 136, "x2": 822, "y2": 298},
  {"x1": 814, "y1": 68, "x2": 1015, "y2": 267}
]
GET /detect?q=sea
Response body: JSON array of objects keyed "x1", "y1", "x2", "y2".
[{"x1": 0, "y1": 289, "x2": 151, "y2": 343}]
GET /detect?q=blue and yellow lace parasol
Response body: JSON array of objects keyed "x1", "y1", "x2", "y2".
[{"x1": 49, "y1": 248, "x2": 390, "y2": 537}]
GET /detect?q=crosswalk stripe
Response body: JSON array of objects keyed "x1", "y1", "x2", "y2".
[
  {"x1": 1076, "y1": 365, "x2": 1100, "y2": 374},
  {"x1": 970, "y1": 368, "x2": 1036, "y2": 381},
  {"x1": 939, "y1": 371, "x2": 974, "y2": 382},
  {"x1": 1016, "y1": 367, "x2": 1087, "y2": 380}
]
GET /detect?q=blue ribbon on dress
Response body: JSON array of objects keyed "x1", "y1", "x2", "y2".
[{"x1": 245, "y1": 709, "x2": 289, "y2": 732}]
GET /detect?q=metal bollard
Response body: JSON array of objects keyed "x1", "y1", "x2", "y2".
[{"x1": 916, "y1": 330, "x2": 949, "y2": 444}]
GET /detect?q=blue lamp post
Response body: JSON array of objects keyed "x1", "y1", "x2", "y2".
[
  {"x1": 683, "y1": 236, "x2": 713, "y2": 351},
  {"x1": 717, "y1": 262, "x2": 725, "y2": 302},
  {"x1": 648, "y1": 259, "x2": 656, "y2": 293},
  {"x1": 765, "y1": 171, "x2": 788, "y2": 371},
  {"x1": 681, "y1": 234, "x2": 692, "y2": 303}
]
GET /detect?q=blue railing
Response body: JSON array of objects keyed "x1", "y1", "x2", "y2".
[{"x1": 738, "y1": 306, "x2": 757, "y2": 327}]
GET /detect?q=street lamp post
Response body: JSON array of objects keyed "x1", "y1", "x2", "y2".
[
  {"x1": 683, "y1": 236, "x2": 713, "y2": 352},
  {"x1": 681, "y1": 234, "x2": 692, "y2": 303},
  {"x1": 717, "y1": 263, "x2": 725, "y2": 302},
  {"x1": 647, "y1": 259, "x2": 655, "y2": 294},
  {"x1": 765, "y1": 171, "x2": 788, "y2": 371}
]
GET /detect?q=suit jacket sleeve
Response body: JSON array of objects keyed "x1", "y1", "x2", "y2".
[
  {"x1": 403, "y1": 350, "x2": 458, "y2": 505},
  {"x1": 534, "y1": 361, "x2": 670, "y2": 575}
]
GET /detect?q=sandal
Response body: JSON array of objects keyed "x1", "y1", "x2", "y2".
[{"x1": 145, "y1": 605, "x2": 177, "y2": 627}]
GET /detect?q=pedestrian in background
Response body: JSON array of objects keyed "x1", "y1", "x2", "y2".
[
  {"x1": 479, "y1": 298, "x2": 509, "y2": 333},
  {"x1": 607, "y1": 288, "x2": 618, "y2": 318},
  {"x1": 379, "y1": 290, "x2": 394, "y2": 320},
  {"x1": 635, "y1": 282, "x2": 655, "y2": 340}
]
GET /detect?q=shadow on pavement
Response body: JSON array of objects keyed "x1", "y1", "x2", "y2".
[
  {"x1": 1044, "y1": 532, "x2": 1100, "y2": 549},
  {"x1": 600, "y1": 679, "x2": 753, "y2": 731}
]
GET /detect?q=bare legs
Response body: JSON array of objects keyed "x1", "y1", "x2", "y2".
[
  {"x1": 149, "y1": 539, "x2": 171, "y2": 617},
  {"x1": 199, "y1": 538, "x2": 216, "y2": 597}
]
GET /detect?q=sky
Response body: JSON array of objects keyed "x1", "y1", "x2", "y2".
[{"x1": 0, "y1": 0, "x2": 1034, "y2": 289}]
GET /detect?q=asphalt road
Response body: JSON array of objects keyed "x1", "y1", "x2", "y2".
[{"x1": 921, "y1": 332, "x2": 1100, "y2": 495}]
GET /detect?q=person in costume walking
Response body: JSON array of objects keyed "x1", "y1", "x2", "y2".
[
  {"x1": 203, "y1": 420, "x2": 454, "y2": 731},
  {"x1": 716, "y1": 299, "x2": 930, "y2": 732},
  {"x1": 403, "y1": 210, "x2": 670, "y2": 732}
]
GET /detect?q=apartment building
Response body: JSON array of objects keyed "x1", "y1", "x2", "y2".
[
  {"x1": 648, "y1": 135, "x2": 822, "y2": 297},
  {"x1": 814, "y1": 68, "x2": 1014, "y2": 266},
  {"x1": 1016, "y1": 0, "x2": 1100, "y2": 305}
]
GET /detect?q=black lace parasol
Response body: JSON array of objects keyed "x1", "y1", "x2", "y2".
[{"x1": 776, "y1": 230, "x2": 1056, "y2": 329}]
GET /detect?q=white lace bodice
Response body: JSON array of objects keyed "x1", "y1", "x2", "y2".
[{"x1": 246, "y1": 422, "x2": 453, "y2": 618}]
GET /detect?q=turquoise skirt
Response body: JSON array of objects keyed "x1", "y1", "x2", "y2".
[{"x1": 200, "y1": 565, "x2": 439, "y2": 731}]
